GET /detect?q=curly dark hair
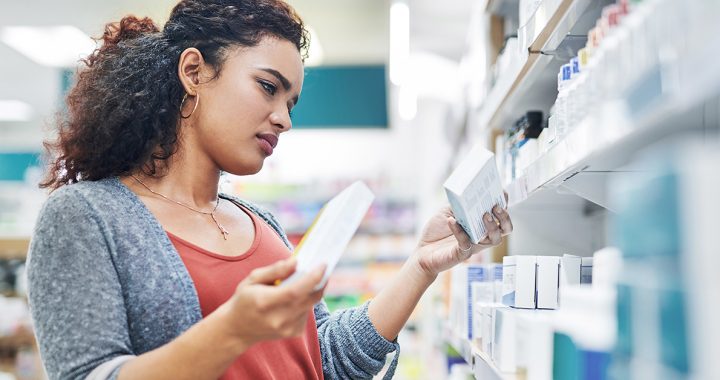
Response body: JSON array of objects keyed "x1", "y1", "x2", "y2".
[{"x1": 41, "y1": 0, "x2": 308, "y2": 190}]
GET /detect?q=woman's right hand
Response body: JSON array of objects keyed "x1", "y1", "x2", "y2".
[{"x1": 220, "y1": 258, "x2": 326, "y2": 347}]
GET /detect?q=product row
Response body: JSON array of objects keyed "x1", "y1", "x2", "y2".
[{"x1": 496, "y1": 0, "x2": 718, "y2": 186}]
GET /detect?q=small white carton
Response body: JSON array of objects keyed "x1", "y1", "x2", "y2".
[
  {"x1": 492, "y1": 307, "x2": 518, "y2": 373},
  {"x1": 514, "y1": 256, "x2": 537, "y2": 309},
  {"x1": 536, "y1": 256, "x2": 560, "y2": 309},
  {"x1": 560, "y1": 254, "x2": 582, "y2": 287},
  {"x1": 444, "y1": 145, "x2": 507, "y2": 244},
  {"x1": 502, "y1": 256, "x2": 516, "y2": 306}
]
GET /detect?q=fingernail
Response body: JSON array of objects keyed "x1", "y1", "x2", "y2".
[{"x1": 485, "y1": 213, "x2": 493, "y2": 222}]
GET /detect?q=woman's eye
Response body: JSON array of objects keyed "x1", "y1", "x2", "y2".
[{"x1": 260, "y1": 81, "x2": 276, "y2": 95}]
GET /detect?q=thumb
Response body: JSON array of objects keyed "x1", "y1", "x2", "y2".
[
  {"x1": 447, "y1": 217, "x2": 475, "y2": 258},
  {"x1": 247, "y1": 257, "x2": 297, "y2": 285}
]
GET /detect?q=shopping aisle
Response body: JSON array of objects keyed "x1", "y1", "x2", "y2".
[
  {"x1": 432, "y1": 0, "x2": 720, "y2": 379},
  {"x1": 1, "y1": 0, "x2": 719, "y2": 379}
]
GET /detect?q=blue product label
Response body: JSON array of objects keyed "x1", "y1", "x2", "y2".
[
  {"x1": 580, "y1": 350, "x2": 611, "y2": 380},
  {"x1": 494, "y1": 265, "x2": 503, "y2": 280},
  {"x1": 562, "y1": 64, "x2": 572, "y2": 81},
  {"x1": 571, "y1": 57, "x2": 580, "y2": 74}
]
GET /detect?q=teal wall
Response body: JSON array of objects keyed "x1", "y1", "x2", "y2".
[
  {"x1": 292, "y1": 65, "x2": 388, "y2": 129},
  {"x1": 0, "y1": 153, "x2": 41, "y2": 181},
  {"x1": 62, "y1": 65, "x2": 389, "y2": 129}
]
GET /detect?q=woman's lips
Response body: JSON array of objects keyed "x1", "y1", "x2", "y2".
[{"x1": 257, "y1": 134, "x2": 278, "y2": 155}]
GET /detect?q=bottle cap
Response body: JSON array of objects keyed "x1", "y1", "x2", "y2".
[
  {"x1": 570, "y1": 57, "x2": 580, "y2": 77},
  {"x1": 578, "y1": 48, "x2": 589, "y2": 69}
]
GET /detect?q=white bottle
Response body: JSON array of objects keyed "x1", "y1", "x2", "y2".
[{"x1": 555, "y1": 63, "x2": 572, "y2": 140}]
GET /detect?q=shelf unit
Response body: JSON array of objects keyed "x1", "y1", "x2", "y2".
[
  {"x1": 476, "y1": 0, "x2": 612, "y2": 132},
  {"x1": 437, "y1": 1, "x2": 720, "y2": 379},
  {"x1": 0, "y1": 237, "x2": 30, "y2": 259},
  {"x1": 446, "y1": 326, "x2": 517, "y2": 380},
  {"x1": 505, "y1": 30, "x2": 720, "y2": 211}
]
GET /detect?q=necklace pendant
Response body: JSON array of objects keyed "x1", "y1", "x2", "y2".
[{"x1": 220, "y1": 226, "x2": 229, "y2": 240}]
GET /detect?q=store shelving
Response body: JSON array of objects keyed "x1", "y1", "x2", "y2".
[
  {"x1": 446, "y1": 325, "x2": 517, "y2": 380},
  {"x1": 505, "y1": 33, "x2": 720, "y2": 211},
  {"x1": 484, "y1": 0, "x2": 520, "y2": 17},
  {"x1": 475, "y1": 0, "x2": 611, "y2": 132},
  {"x1": 0, "y1": 237, "x2": 30, "y2": 259}
]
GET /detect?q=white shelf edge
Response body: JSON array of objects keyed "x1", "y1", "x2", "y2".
[
  {"x1": 477, "y1": 0, "x2": 598, "y2": 132},
  {"x1": 506, "y1": 54, "x2": 720, "y2": 210},
  {"x1": 446, "y1": 324, "x2": 517, "y2": 380}
]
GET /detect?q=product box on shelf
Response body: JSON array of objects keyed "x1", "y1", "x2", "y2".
[
  {"x1": 479, "y1": 304, "x2": 496, "y2": 354},
  {"x1": 501, "y1": 256, "x2": 516, "y2": 306},
  {"x1": 515, "y1": 256, "x2": 537, "y2": 309},
  {"x1": 492, "y1": 307, "x2": 518, "y2": 373},
  {"x1": 492, "y1": 263, "x2": 504, "y2": 303},
  {"x1": 502, "y1": 255, "x2": 537, "y2": 309},
  {"x1": 516, "y1": 310, "x2": 555, "y2": 380},
  {"x1": 536, "y1": 256, "x2": 560, "y2": 309},
  {"x1": 449, "y1": 264, "x2": 489, "y2": 341}
]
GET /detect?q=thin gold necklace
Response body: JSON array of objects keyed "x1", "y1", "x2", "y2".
[{"x1": 131, "y1": 175, "x2": 229, "y2": 240}]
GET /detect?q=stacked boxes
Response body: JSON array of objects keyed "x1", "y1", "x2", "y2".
[{"x1": 503, "y1": 254, "x2": 588, "y2": 310}]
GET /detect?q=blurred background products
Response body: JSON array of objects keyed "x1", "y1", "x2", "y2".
[{"x1": 2, "y1": 0, "x2": 720, "y2": 379}]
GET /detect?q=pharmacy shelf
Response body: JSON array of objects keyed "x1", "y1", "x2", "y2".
[
  {"x1": 476, "y1": 0, "x2": 611, "y2": 132},
  {"x1": 0, "y1": 237, "x2": 30, "y2": 259},
  {"x1": 484, "y1": 0, "x2": 519, "y2": 17},
  {"x1": 506, "y1": 53, "x2": 720, "y2": 211},
  {"x1": 446, "y1": 326, "x2": 517, "y2": 380}
]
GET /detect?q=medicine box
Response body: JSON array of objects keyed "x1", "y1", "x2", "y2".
[
  {"x1": 536, "y1": 256, "x2": 560, "y2": 309},
  {"x1": 514, "y1": 256, "x2": 537, "y2": 309},
  {"x1": 560, "y1": 254, "x2": 581, "y2": 287},
  {"x1": 493, "y1": 264, "x2": 504, "y2": 303},
  {"x1": 444, "y1": 145, "x2": 507, "y2": 244},
  {"x1": 502, "y1": 256, "x2": 516, "y2": 306},
  {"x1": 492, "y1": 307, "x2": 517, "y2": 373}
]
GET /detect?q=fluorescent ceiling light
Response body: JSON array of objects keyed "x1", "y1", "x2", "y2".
[
  {"x1": 305, "y1": 26, "x2": 324, "y2": 66},
  {"x1": 0, "y1": 100, "x2": 33, "y2": 122},
  {"x1": 389, "y1": 1, "x2": 409, "y2": 86},
  {"x1": 0, "y1": 26, "x2": 95, "y2": 67}
]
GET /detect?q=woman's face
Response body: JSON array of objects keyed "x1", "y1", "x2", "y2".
[{"x1": 187, "y1": 36, "x2": 304, "y2": 175}]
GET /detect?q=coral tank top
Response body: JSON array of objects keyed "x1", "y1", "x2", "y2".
[{"x1": 168, "y1": 202, "x2": 323, "y2": 380}]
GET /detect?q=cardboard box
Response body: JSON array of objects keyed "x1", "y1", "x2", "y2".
[
  {"x1": 480, "y1": 304, "x2": 496, "y2": 354},
  {"x1": 560, "y1": 255, "x2": 582, "y2": 287},
  {"x1": 493, "y1": 263, "x2": 504, "y2": 303},
  {"x1": 502, "y1": 256, "x2": 516, "y2": 306},
  {"x1": 444, "y1": 145, "x2": 507, "y2": 244},
  {"x1": 560, "y1": 255, "x2": 581, "y2": 307},
  {"x1": 515, "y1": 256, "x2": 537, "y2": 309},
  {"x1": 536, "y1": 256, "x2": 560, "y2": 309},
  {"x1": 493, "y1": 307, "x2": 517, "y2": 373}
]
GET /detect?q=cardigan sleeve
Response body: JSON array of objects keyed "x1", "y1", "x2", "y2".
[
  {"x1": 314, "y1": 301, "x2": 400, "y2": 379},
  {"x1": 242, "y1": 200, "x2": 401, "y2": 379},
  {"x1": 26, "y1": 186, "x2": 135, "y2": 380}
]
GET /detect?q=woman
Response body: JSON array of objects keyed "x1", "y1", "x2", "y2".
[{"x1": 27, "y1": 0, "x2": 513, "y2": 379}]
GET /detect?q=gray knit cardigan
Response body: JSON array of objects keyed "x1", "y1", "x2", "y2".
[{"x1": 26, "y1": 177, "x2": 399, "y2": 380}]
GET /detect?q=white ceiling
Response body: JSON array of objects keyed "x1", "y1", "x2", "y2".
[{"x1": 0, "y1": 0, "x2": 474, "y2": 149}]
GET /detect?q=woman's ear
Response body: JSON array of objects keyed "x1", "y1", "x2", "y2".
[{"x1": 178, "y1": 47, "x2": 204, "y2": 95}]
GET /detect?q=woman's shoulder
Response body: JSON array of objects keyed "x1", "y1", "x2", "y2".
[{"x1": 41, "y1": 177, "x2": 136, "y2": 220}]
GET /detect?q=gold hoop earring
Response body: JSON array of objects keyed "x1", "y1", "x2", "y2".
[{"x1": 180, "y1": 93, "x2": 199, "y2": 119}]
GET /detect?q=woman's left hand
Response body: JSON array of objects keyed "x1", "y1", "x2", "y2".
[{"x1": 414, "y1": 193, "x2": 513, "y2": 278}]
